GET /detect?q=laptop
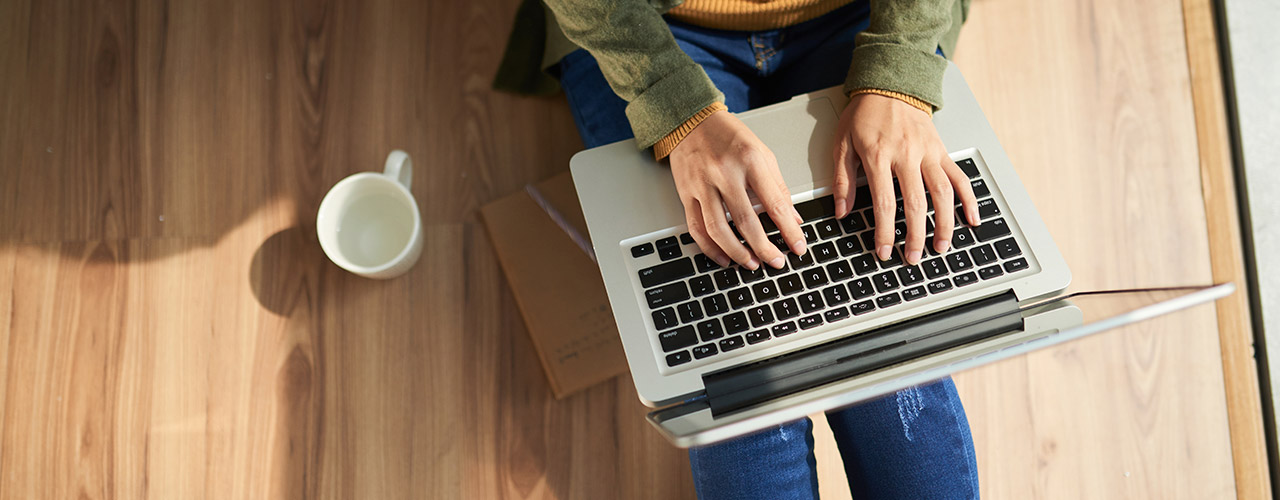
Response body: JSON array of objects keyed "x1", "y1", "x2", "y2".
[{"x1": 569, "y1": 61, "x2": 1233, "y2": 447}]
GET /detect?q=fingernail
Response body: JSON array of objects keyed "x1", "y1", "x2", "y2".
[
  {"x1": 791, "y1": 239, "x2": 807, "y2": 256},
  {"x1": 769, "y1": 256, "x2": 786, "y2": 269},
  {"x1": 935, "y1": 240, "x2": 950, "y2": 254},
  {"x1": 968, "y1": 207, "x2": 979, "y2": 225},
  {"x1": 746, "y1": 257, "x2": 760, "y2": 270},
  {"x1": 906, "y1": 250, "x2": 922, "y2": 265},
  {"x1": 714, "y1": 256, "x2": 731, "y2": 268},
  {"x1": 877, "y1": 245, "x2": 892, "y2": 260},
  {"x1": 835, "y1": 199, "x2": 846, "y2": 218}
]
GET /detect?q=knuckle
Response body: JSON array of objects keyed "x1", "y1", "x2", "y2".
[{"x1": 903, "y1": 196, "x2": 927, "y2": 213}]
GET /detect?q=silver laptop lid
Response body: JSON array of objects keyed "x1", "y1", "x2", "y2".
[{"x1": 648, "y1": 283, "x2": 1235, "y2": 447}]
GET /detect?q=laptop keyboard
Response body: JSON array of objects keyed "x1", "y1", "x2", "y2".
[{"x1": 629, "y1": 157, "x2": 1032, "y2": 370}]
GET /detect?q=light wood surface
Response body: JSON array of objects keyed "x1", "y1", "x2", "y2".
[
  {"x1": 0, "y1": 0, "x2": 1252, "y2": 498},
  {"x1": 1182, "y1": 0, "x2": 1273, "y2": 495}
]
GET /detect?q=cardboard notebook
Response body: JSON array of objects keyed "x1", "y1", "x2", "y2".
[{"x1": 480, "y1": 172, "x2": 627, "y2": 399}]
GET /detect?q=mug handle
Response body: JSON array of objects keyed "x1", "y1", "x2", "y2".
[{"x1": 383, "y1": 150, "x2": 412, "y2": 190}]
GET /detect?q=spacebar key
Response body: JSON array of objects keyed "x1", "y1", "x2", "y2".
[{"x1": 639, "y1": 258, "x2": 695, "y2": 288}]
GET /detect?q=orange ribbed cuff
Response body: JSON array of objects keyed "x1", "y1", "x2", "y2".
[
  {"x1": 653, "y1": 102, "x2": 728, "y2": 160},
  {"x1": 851, "y1": 88, "x2": 934, "y2": 115}
]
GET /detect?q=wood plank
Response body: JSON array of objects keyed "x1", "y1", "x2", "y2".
[{"x1": 1182, "y1": 0, "x2": 1274, "y2": 495}]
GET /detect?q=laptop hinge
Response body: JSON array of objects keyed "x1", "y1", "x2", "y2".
[{"x1": 701, "y1": 291, "x2": 1023, "y2": 417}]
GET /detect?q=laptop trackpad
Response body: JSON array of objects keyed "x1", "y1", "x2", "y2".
[{"x1": 738, "y1": 96, "x2": 841, "y2": 196}]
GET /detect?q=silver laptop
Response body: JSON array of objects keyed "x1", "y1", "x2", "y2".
[{"x1": 570, "y1": 62, "x2": 1232, "y2": 447}]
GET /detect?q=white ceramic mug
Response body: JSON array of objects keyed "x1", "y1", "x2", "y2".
[{"x1": 316, "y1": 150, "x2": 423, "y2": 279}]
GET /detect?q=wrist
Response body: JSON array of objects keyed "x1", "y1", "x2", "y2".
[
  {"x1": 851, "y1": 88, "x2": 934, "y2": 116},
  {"x1": 654, "y1": 102, "x2": 729, "y2": 160}
]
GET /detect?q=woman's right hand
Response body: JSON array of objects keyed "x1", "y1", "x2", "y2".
[{"x1": 668, "y1": 110, "x2": 808, "y2": 271}]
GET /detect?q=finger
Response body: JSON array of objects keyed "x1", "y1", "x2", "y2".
[
  {"x1": 942, "y1": 156, "x2": 980, "y2": 226},
  {"x1": 922, "y1": 160, "x2": 955, "y2": 255},
  {"x1": 832, "y1": 137, "x2": 858, "y2": 219},
  {"x1": 895, "y1": 160, "x2": 928, "y2": 266},
  {"x1": 684, "y1": 198, "x2": 731, "y2": 268},
  {"x1": 747, "y1": 162, "x2": 806, "y2": 257},
  {"x1": 725, "y1": 184, "x2": 783, "y2": 269},
  {"x1": 702, "y1": 191, "x2": 759, "y2": 270},
  {"x1": 864, "y1": 153, "x2": 897, "y2": 261}
]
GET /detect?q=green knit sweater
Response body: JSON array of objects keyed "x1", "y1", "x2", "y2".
[{"x1": 493, "y1": 0, "x2": 969, "y2": 150}]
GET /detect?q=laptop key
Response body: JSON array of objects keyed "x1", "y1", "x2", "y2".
[
  {"x1": 777, "y1": 273, "x2": 805, "y2": 295},
  {"x1": 752, "y1": 280, "x2": 779, "y2": 302},
  {"x1": 823, "y1": 284, "x2": 850, "y2": 306},
  {"x1": 765, "y1": 260, "x2": 790, "y2": 277},
  {"x1": 975, "y1": 218, "x2": 1011, "y2": 242},
  {"x1": 994, "y1": 238, "x2": 1022, "y2": 259},
  {"x1": 799, "y1": 291, "x2": 825, "y2": 313},
  {"x1": 723, "y1": 312, "x2": 750, "y2": 334},
  {"x1": 977, "y1": 198, "x2": 1000, "y2": 219},
  {"x1": 653, "y1": 307, "x2": 679, "y2": 330},
  {"x1": 802, "y1": 225, "x2": 819, "y2": 243},
  {"x1": 835, "y1": 236, "x2": 862, "y2": 256},
  {"x1": 850, "y1": 300, "x2": 876, "y2": 315},
  {"x1": 692, "y1": 343, "x2": 718, "y2": 359},
  {"x1": 759, "y1": 212, "x2": 778, "y2": 233},
  {"x1": 788, "y1": 250, "x2": 815, "y2": 269},
  {"x1": 797, "y1": 314, "x2": 824, "y2": 330},
  {"x1": 946, "y1": 252, "x2": 974, "y2": 273},
  {"x1": 849, "y1": 278, "x2": 875, "y2": 299},
  {"x1": 689, "y1": 275, "x2": 715, "y2": 297},
  {"x1": 958, "y1": 158, "x2": 980, "y2": 178},
  {"x1": 826, "y1": 260, "x2": 854, "y2": 282},
  {"x1": 702, "y1": 294, "x2": 730, "y2": 316},
  {"x1": 666, "y1": 351, "x2": 692, "y2": 367},
  {"x1": 697, "y1": 319, "x2": 725, "y2": 342},
  {"x1": 978, "y1": 264, "x2": 1004, "y2": 280},
  {"x1": 657, "y1": 239, "x2": 682, "y2": 261},
  {"x1": 794, "y1": 196, "x2": 837, "y2": 222},
  {"x1": 872, "y1": 271, "x2": 900, "y2": 293},
  {"x1": 719, "y1": 335, "x2": 746, "y2": 352},
  {"x1": 970, "y1": 244, "x2": 997, "y2": 267},
  {"x1": 772, "y1": 321, "x2": 799, "y2": 337},
  {"x1": 645, "y1": 282, "x2": 690, "y2": 309},
  {"x1": 840, "y1": 212, "x2": 867, "y2": 234},
  {"x1": 876, "y1": 292, "x2": 903, "y2": 308},
  {"x1": 971, "y1": 179, "x2": 991, "y2": 198},
  {"x1": 631, "y1": 243, "x2": 655, "y2": 258},
  {"x1": 747, "y1": 305, "x2": 775, "y2": 328},
  {"x1": 802, "y1": 267, "x2": 829, "y2": 288},
  {"x1": 903, "y1": 286, "x2": 927, "y2": 301},
  {"x1": 680, "y1": 232, "x2": 695, "y2": 245},
  {"x1": 922, "y1": 258, "x2": 948, "y2": 279},
  {"x1": 850, "y1": 254, "x2": 877, "y2": 275},
  {"x1": 927, "y1": 279, "x2": 953, "y2": 294},
  {"x1": 878, "y1": 250, "x2": 904, "y2": 269},
  {"x1": 953, "y1": 271, "x2": 979, "y2": 287},
  {"x1": 677, "y1": 301, "x2": 703, "y2": 323},
  {"x1": 816, "y1": 220, "x2": 842, "y2": 240},
  {"x1": 897, "y1": 265, "x2": 925, "y2": 285},
  {"x1": 713, "y1": 269, "x2": 740, "y2": 290},
  {"x1": 740, "y1": 266, "x2": 767, "y2": 283},
  {"x1": 952, "y1": 227, "x2": 976, "y2": 249},
  {"x1": 773, "y1": 297, "x2": 800, "y2": 320},
  {"x1": 695, "y1": 254, "x2": 721, "y2": 273},
  {"x1": 769, "y1": 233, "x2": 789, "y2": 252},
  {"x1": 824, "y1": 307, "x2": 851, "y2": 323},
  {"x1": 727, "y1": 287, "x2": 754, "y2": 309},
  {"x1": 659, "y1": 325, "x2": 697, "y2": 352},
  {"x1": 860, "y1": 231, "x2": 875, "y2": 250},
  {"x1": 639, "y1": 258, "x2": 695, "y2": 288},
  {"x1": 745, "y1": 329, "x2": 771, "y2": 345},
  {"x1": 1004, "y1": 257, "x2": 1030, "y2": 273},
  {"x1": 812, "y1": 242, "x2": 839, "y2": 263}
]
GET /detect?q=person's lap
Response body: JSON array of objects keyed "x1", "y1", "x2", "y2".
[{"x1": 554, "y1": 4, "x2": 977, "y2": 498}]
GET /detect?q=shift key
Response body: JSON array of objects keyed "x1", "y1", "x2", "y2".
[{"x1": 639, "y1": 258, "x2": 695, "y2": 288}]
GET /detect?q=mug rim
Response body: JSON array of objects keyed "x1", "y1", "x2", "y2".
[{"x1": 316, "y1": 171, "x2": 422, "y2": 275}]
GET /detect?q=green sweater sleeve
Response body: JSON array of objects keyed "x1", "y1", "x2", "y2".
[
  {"x1": 541, "y1": 0, "x2": 725, "y2": 150},
  {"x1": 844, "y1": 0, "x2": 966, "y2": 111}
]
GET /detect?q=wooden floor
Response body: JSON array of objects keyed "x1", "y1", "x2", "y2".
[{"x1": 0, "y1": 0, "x2": 1248, "y2": 498}]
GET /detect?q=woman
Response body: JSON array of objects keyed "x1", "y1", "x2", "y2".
[{"x1": 496, "y1": 0, "x2": 981, "y2": 497}]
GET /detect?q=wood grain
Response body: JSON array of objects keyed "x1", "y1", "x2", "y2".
[
  {"x1": 0, "y1": 0, "x2": 1250, "y2": 498},
  {"x1": 1181, "y1": 0, "x2": 1273, "y2": 496}
]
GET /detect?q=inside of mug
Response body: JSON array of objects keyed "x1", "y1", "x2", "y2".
[{"x1": 318, "y1": 175, "x2": 418, "y2": 270}]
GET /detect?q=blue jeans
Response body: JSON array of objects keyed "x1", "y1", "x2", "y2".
[{"x1": 556, "y1": 4, "x2": 978, "y2": 498}]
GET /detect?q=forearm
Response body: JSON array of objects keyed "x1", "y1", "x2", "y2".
[{"x1": 845, "y1": 0, "x2": 962, "y2": 110}]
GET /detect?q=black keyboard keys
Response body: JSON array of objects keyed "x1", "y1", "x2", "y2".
[
  {"x1": 657, "y1": 236, "x2": 682, "y2": 260},
  {"x1": 799, "y1": 291, "x2": 825, "y2": 313},
  {"x1": 902, "y1": 286, "x2": 927, "y2": 301},
  {"x1": 772, "y1": 298, "x2": 800, "y2": 320},
  {"x1": 639, "y1": 258, "x2": 695, "y2": 288},
  {"x1": 653, "y1": 308, "x2": 679, "y2": 330},
  {"x1": 978, "y1": 265, "x2": 1004, "y2": 280},
  {"x1": 927, "y1": 279, "x2": 953, "y2": 294},
  {"x1": 849, "y1": 278, "x2": 875, "y2": 299},
  {"x1": 971, "y1": 179, "x2": 990, "y2": 198},
  {"x1": 714, "y1": 268, "x2": 740, "y2": 290},
  {"x1": 822, "y1": 284, "x2": 850, "y2": 305},
  {"x1": 772, "y1": 321, "x2": 798, "y2": 337},
  {"x1": 995, "y1": 238, "x2": 1022, "y2": 258},
  {"x1": 659, "y1": 325, "x2": 697, "y2": 352},
  {"x1": 826, "y1": 260, "x2": 854, "y2": 282},
  {"x1": 812, "y1": 242, "x2": 839, "y2": 263},
  {"x1": 797, "y1": 314, "x2": 823, "y2": 330},
  {"x1": 745, "y1": 330, "x2": 771, "y2": 345},
  {"x1": 719, "y1": 336, "x2": 746, "y2": 352},
  {"x1": 723, "y1": 312, "x2": 750, "y2": 334},
  {"x1": 815, "y1": 220, "x2": 842, "y2": 240},
  {"x1": 690, "y1": 275, "x2": 715, "y2": 297},
  {"x1": 727, "y1": 287, "x2": 754, "y2": 309},
  {"x1": 702, "y1": 294, "x2": 730, "y2": 316},
  {"x1": 953, "y1": 272, "x2": 979, "y2": 287},
  {"x1": 802, "y1": 267, "x2": 829, "y2": 288},
  {"x1": 922, "y1": 258, "x2": 948, "y2": 279},
  {"x1": 824, "y1": 307, "x2": 850, "y2": 323},
  {"x1": 836, "y1": 236, "x2": 862, "y2": 256},
  {"x1": 839, "y1": 212, "x2": 867, "y2": 233},
  {"x1": 951, "y1": 227, "x2": 976, "y2": 249},
  {"x1": 695, "y1": 254, "x2": 721, "y2": 273},
  {"x1": 747, "y1": 305, "x2": 775, "y2": 328},
  {"x1": 666, "y1": 351, "x2": 692, "y2": 367},
  {"x1": 646, "y1": 282, "x2": 690, "y2": 309},
  {"x1": 975, "y1": 218, "x2": 1011, "y2": 242},
  {"x1": 957, "y1": 158, "x2": 980, "y2": 178},
  {"x1": 788, "y1": 250, "x2": 816, "y2": 269},
  {"x1": 850, "y1": 300, "x2": 876, "y2": 315},
  {"x1": 740, "y1": 266, "x2": 766, "y2": 283},
  {"x1": 946, "y1": 252, "x2": 974, "y2": 272},
  {"x1": 977, "y1": 198, "x2": 1000, "y2": 219},
  {"x1": 752, "y1": 280, "x2": 779, "y2": 302},
  {"x1": 631, "y1": 243, "x2": 655, "y2": 258},
  {"x1": 1004, "y1": 258, "x2": 1030, "y2": 273},
  {"x1": 801, "y1": 225, "x2": 819, "y2": 243},
  {"x1": 778, "y1": 274, "x2": 805, "y2": 295},
  {"x1": 677, "y1": 301, "x2": 703, "y2": 323},
  {"x1": 697, "y1": 319, "x2": 725, "y2": 341},
  {"x1": 876, "y1": 293, "x2": 903, "y2": 308},
  {"x1": 692, "y1": 344, "x2": 718, "y2": 359},
  {"x1": 970, "y1": 244, "x2": 997, "y2": 267},
  {"x1": 872, "y1": 271, "x2": 900, "y2": 293},
  {"x1": 896, "y1": 266, "x2": 925, "y2": 285},
  {"x1": 850, "y1": 254, "x2": 877, "y2": 275}
]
